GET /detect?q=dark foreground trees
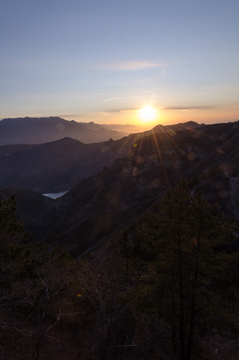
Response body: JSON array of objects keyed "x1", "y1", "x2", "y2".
[
  {"x1": 114, "y1": 180, "x2": 239, "y2": 360},
  {"x1": 0, "y1": 195, "x2": 80, "y2": 359},
  {"x1": 1, "y1": 184, "x2": 239, "y2": 359}
]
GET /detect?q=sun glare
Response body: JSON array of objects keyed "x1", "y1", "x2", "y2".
[{"x1": 139, "y1": 105, "x2": 157, "y2": 123}]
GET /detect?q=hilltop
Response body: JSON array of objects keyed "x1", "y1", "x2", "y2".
[{"x1": 1, "y1": 120, "x2": 239, "y2": 256}]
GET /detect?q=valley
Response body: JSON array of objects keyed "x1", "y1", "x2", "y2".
[
  {"x1": 1, "y1": 117, "x2": 239, "y2": 256},
  {"x1": 2, "y1": 1, "x2": 239, "y2": 357},
  {"x1": 1, "y1": 117, "x2": 239, "y2": 359}
]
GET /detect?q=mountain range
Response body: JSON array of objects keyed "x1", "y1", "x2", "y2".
[
  {"x1": 0, "y1": 118, "x2": 201, "y2": 192},
  {"x1": 0, "y1": 116, "x2": 127, "y2": 145},
  {"x1": 1, "y1": 118, "x2": 239, "y2": 256}
]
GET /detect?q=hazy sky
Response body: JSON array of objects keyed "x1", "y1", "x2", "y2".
[{"x1": 1, "y1": 0, "x2": 239, "y2": 127}]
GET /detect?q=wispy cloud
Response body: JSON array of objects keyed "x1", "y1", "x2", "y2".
[
  {"x1": 120, "y1": 108, "x2": 140, "y2": 113},
  {"x1": 62, "y1": 112, "x2": 111, "y2": 119},
  {"x1": 106, "y1": 108, "x2": 139, "y2": 114},
  {"x1": 101, "y1": 61, "x2": 168, "y2": 71},
  {"x1": 162, "y1": 106, "x2": 215, "y2": 111}
]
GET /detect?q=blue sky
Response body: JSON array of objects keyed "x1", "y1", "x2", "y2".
[{"x1": 1, "y1": 0, "x2": 239, "y2": 128}]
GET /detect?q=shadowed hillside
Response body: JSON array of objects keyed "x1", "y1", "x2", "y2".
[
  {"x1": 1, "y1": 121, "x2": 238, "y2": 257},
  {"x1": 0, "y1": 120, "x2": 202, "y2": 192}
]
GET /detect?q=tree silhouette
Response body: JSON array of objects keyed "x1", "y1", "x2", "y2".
[
  {"x1": 0, "y1": 194, "x2": 26, "y2": 244},
  {"x1": 116, "y1": 181, "x2": 237, "y2": 360},
  {"x1": 0, "y1": 194, "x2": 79, "y2": 358}
]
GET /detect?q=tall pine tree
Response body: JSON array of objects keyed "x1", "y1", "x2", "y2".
[{"x1": 127, "y1": 181, "x2": 237, "y2": 360}]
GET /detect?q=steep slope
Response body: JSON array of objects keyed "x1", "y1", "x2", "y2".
[
  {"x1": 0, "y1": 138, "x2": 102, "y2": 192},
  {"x1": 2, "y1": 120, "x2": 239, "y2": 257},
  {"x1": 0, "y1": 136, "x2": 141, "y2": 193},
  {"x1": 0, "y1": 121, "x2": 203, "y2": 192},
  {"x1": 0, "y1": 187, "x2": 54, "y2": 240},
  {"x1": 43, "y1": 121, "x2": 239, "y2": 256}
]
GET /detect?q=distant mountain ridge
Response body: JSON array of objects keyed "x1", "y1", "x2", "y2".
[
  {"x1": 1, "y1": 120, "x2": 239, "y2": 257},
  {"x1": 0, "y1": 120, "x2": 203, "y2": 192},
  {"x1": 0, "y1": 116, "x2": 125, "y2": 145},
  {"x1": 79, "y1": 121, "x2": 136, "y2": 135}
]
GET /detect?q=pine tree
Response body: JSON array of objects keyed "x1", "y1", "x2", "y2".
[
  {"x1": 133, "y1": 180, "x2": 237, "y2": 360},
  {"x1": 0, "y1": 194, "x2": 25, "y2": 244},
  {"x1": 0, "y1": 194, "x2": 77, "y2": 358}
]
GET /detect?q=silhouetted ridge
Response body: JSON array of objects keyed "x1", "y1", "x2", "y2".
[{"x1": 0, "y1": 117, "x2": 125, "y2": 145}]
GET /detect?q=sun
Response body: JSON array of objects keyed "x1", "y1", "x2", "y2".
[{"x1": 139, "y1": 105, "x2": 157, "y2": 123}]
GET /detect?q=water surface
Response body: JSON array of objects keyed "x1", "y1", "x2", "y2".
[{"x1": 43, "y1": 191, "x2": 69, "y2": 199}]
